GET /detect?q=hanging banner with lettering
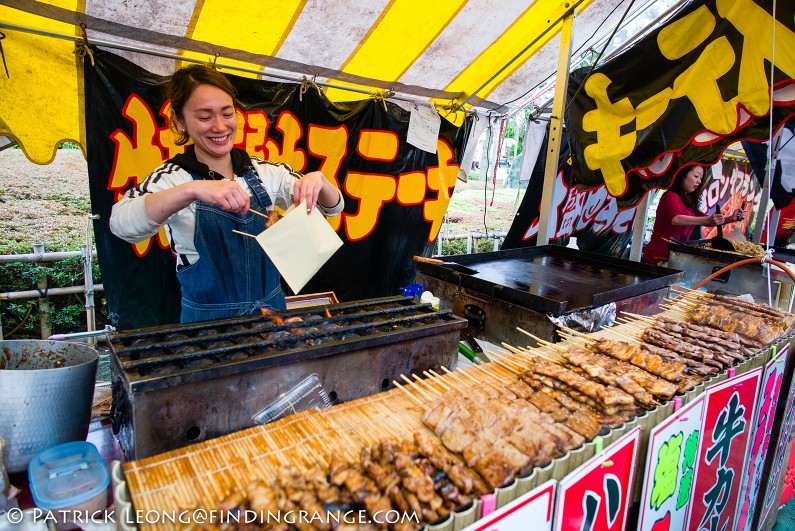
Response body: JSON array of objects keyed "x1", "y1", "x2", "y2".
[
  {"x1": 461, "y1": 480, "x2": 555, "y2": 531},
  {"x1": 701, "y1": 160, "x2": 760, "y2": 240},
  {"x1": 555, "y1": 427, "x2": 640, "y2": 531},
  {"x1": 639, "y1": 395, "x2": 706, "y2": 531},
  {"x1": 759, "y1": 344, "x2": 795, "y2": 525},
  {"x1": 502, "y1": 126, "x2": 639, "y2": 258},
  {"x1": 687, "y1": 368, "x2": 763, "y2": 531},
  {"x1": 84, "y1": 49, "x2": 470, "y2": 329},
  {"x1": 566, "y1": 0, "x2": 795, "y2": 204},
  {"x1": 736, "y1": 346, "x2": 789, "y2": 531}
]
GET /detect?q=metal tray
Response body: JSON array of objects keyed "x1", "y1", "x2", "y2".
[{"x1": 414, "y1": 246, "x2": 683, "y2": 315}]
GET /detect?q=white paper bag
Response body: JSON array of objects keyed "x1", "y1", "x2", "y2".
[{"x1": 255, "y1": 200, "x2": 343, "y2": 294}]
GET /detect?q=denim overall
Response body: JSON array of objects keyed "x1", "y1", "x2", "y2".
[{"x1": 177, "y1": 167, "x2": 286, "y2": 323}]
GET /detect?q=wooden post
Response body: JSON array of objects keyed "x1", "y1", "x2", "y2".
[
  {"x1": 33, "y1": 242, "x2": 51, "y2": 339},
  {"x1": 537, "y1": 11, "x2": 574, "y2": 245}
]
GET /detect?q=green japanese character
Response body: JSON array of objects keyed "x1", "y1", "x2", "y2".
[
  {"x1": 652, "y1": 432, "x2": 683, "y2": 510},
  {"x1": 676, "y1": 430, "x2": 700, "y2": 510}
]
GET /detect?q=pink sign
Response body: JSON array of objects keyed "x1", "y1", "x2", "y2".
[
  {"x1": 687, "y1": 368, "x2": 762, "y2": 531},
  {"x1": 555, "y1": 428, "x2": 640, "y2": 531},
  {"x1": 736, "y1": 346, "x2": 789, "y2": 531}
]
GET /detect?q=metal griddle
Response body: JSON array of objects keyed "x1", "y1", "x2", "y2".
[
  {"x1": 416, "y1": 246, "x2": 683, "y2": 346},
  {"x1": 416, "y1": 246, "x2": 683, "y2": 314},
  {"x1": 668, "y1": 239, "x2": 795, "y2": 299}
]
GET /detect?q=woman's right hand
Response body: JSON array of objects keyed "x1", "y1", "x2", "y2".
[
  {"x1": 709, "y1": 212, "x2": 725, "y2": 226},
  {"x1": 191, "y1": 180, "x2": 250, "y2": 214}
]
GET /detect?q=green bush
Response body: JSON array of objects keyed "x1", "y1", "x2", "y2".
[
  {"x1": 0, "y1": 256, "x2": 108, "y2": 339},
  {"x1": 440, "y1": 237, "x2": 501, "y2": 255}
]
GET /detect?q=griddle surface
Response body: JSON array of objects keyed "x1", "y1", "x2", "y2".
[
  {"x1": 471, "y1": 256, "x2": 646, "y2": 308},
  {"x1": 415, "y1": 246, "x2": 683, "y2": 314}
]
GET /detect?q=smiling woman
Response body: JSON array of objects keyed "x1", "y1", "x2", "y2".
[{"x1": 108, "y1": 64, "x2": 344, "y2": 324}]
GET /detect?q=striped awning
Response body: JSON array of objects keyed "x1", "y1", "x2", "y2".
[{"x1": 0, "y1": 0, "x2": 632, "y2": 164}]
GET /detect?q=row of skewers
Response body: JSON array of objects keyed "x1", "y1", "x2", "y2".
[{"x1": 180, "y1": 290, "x2": 793, "y2": 531}]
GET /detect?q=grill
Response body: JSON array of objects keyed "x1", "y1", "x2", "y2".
[
  {"x1": 416, "y1": 246, "x2": 683, "y2": 346},
  {"x1": 109, "y1": 295, "x2": 466, "y2": 460},
  {"x1": 668, "y1": 240, "x2": 795, "y2": 302}
]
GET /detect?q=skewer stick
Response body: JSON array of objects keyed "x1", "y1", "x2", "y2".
[
  {"x1": 556, "y1": 329, "x2": 590, "y2": 346},
  {"x1": 400, "y1": 374, "x2": 434, "y2": 401},
  {"x1": 486, "y1": 348, "x2": 526, "y2": 371},
  {"x1": 491, "y1": 353, "x2": 526, "y2": 373},
  {"x1": 621, "y1": 312, "x2": 657, "y2": 323},
  {"x1": 477, "y1": 360, "x2": 514, "y2": 382},
  {"x1": 517, "y1": 328, "x2": 566, "y2": 352},
  {"x1": 557, "y1": 325, "x2": 597, "y2": 343},
  {"x1": 391, "y1": 380, "x2": 424, "y2": 407},
  {"x1": 411, "y1": 373, "x2": 443, "y2": 396},
  {"x1": 423, "y1": 370, "x2": 451, "y2": 390},
  {"x1": 440, "y1": 366, "x2": 474, "y2": 389},
  {"x1": 231, "y1": 229, "x2": 258, "y2": 239},
  {"x1": 247, "y1": 208, "x2": 270, "y2": 220},
  {"x1": 599, "y1": 326, "x2": 640, "y2": 343}
]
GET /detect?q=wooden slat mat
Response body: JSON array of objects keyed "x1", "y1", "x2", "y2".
[{"x1": 121, "y1": 296, "x2": 697, "y2": 525}]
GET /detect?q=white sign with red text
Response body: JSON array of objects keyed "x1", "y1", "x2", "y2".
[{"x1": 460, "y1": 480, "x2": 556, "y2": 531}]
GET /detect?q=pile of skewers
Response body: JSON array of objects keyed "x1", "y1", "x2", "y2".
[{"x1": 139, "y1": 290, "x2": 793, "y2": 531}]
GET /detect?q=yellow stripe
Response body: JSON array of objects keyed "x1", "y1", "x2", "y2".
[
  {"x1": 326, "y1": 0, "x2": 467, "y2": 101},
  {"x1": 446, "y1": 0, "x2": 596, "y2": 104},
  {"x1": 182, "y1": 0, "x2": 307, "y2": 78},
  {"x1": 0, "y1": 0, "x2": 84, "y2": 163},
  {"x1": 346, "y1": 0, "x2": 467, "y2": 80}
]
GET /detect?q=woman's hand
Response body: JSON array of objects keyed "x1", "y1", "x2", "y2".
[
  {"x1": 191, "y1": 180, "x2": 251, "y2": 214},
  {"x1": 728, "y1": 208, "x2": 746, "y2": 223},
  {"x1": 293, "y1": 171, "x2": 326, "y2": 212},
  {"x1": 709, "y1": 212, "x2": 726, "y2": 226},
  {"x1": 144, "y1": 179, "x2": 250, "y2": 224}
]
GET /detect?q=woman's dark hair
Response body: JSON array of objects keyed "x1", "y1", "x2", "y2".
[
  {"x1": 672, "y1": 165, "x2": 710, "y2": 212},
  {"x1": 166, "y1": 64, "x2": 239, "y2": 146}
]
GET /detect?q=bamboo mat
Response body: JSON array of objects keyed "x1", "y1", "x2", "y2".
[{"x1": 121, "y1": 294, "x2": 697, "y2": 525}]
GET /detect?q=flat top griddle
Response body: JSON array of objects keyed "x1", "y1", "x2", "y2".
[{"x1": 415, "y1": 246, "x2": 683, "y2": 315}]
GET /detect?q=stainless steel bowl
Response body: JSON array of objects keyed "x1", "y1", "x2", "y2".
[{"x1": 0, "y1": 340, "x2": 98, "y2": 473}]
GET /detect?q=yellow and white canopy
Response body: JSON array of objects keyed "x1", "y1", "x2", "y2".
[{"x1": 0, "y1": 0, "x2": 633, "y2": 164}]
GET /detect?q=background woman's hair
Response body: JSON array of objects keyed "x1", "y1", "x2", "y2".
[
  {"x1": 166, "y1": 64, "x2": 240, "y2": 146},
  {"x1": 672, "y1": 165, "x2": 711, "y2": 212}
]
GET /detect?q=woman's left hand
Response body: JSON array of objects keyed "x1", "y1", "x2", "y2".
[{"x1": 293, "y1": 171, "x2": 325, "y2": 212}]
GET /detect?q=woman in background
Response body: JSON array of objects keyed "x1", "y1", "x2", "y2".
[
  {"x1": 642, "y1": 166, "x2": 744, "y2": 265},
  {"x1": 110, "y1": 64, "x2": 343, "y2": 322}
]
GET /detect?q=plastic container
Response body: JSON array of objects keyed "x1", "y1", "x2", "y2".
[
  {"x1": 420, "y1": 290, "x2": 440, "y2": 310},
  {"x1": 252, "y1": 373, "x2": 332, "y2": 425},
  {"x1": 28, "y1": 441, "x2": 109, "y2": 530}
]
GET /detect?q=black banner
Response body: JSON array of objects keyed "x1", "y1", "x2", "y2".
[
  {"x1": 85, "y1": 49, "x2": 471, "y2": 329},
  {"x1": 566, "y1": 0, "x2": 795, "y2": 205},
  {"x1": 502, "y1": 124, "x2": 638, "y2": 257}
]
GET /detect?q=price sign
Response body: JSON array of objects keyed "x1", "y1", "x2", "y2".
[
  {"x1": 760, "y1": 344, "x2": 795, "y2": 524},
  {"x1": 736, "y1": 346, "x2": 789, "y2": 531},
  {"x1": 687, "y1": 367, "x2": 762, "y2": 531},
  {"x1": 461, "y1": 480, "x2": 556, "y2": 531},
  {"x1": 638, "y1": 395, "x2": 706, "y2": 531},
  {"x1": 556, "y1": 427, "x2": 640, "y2": 531}
]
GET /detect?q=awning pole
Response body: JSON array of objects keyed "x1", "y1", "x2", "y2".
[
  {"x1": 536, "y1": 13, "x2": 574, "y2": 245},
  {"x1": 629, "y1": 193, "x2": 651, "y2": 261}
]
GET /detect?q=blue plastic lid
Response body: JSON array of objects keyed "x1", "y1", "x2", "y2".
[{"x1": 28, "y1": 441, "x2": 109, "y2": 510}]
